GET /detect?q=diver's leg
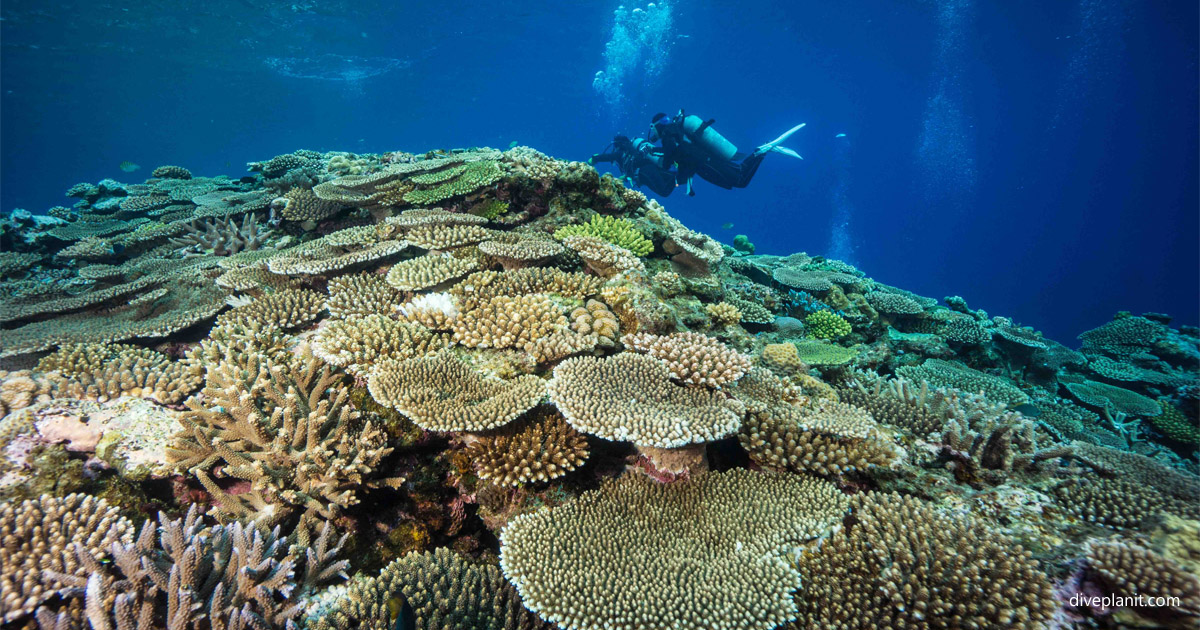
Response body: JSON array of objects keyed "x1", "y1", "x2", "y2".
[{"x1": 731, "y1": 153, "x2": 766, "y2": 188}]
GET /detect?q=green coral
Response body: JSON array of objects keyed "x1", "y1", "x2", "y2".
[
  {"x1": 733, "y1": 234, "x2": 755, "y2": 255},
  {"x1": 792, "y1": 341, "x2": 858, "y2": 366},
  {"x1": 805, "y1": 310, "x2": 852, "y2": 339},
  {"x1": 1149, "y1": 401, "x2": 1199, "y2": 444},
  {"x1": 403, "y1": 160, "x2": 504, "y2": 205},
  {"x1": 471, "y1": 199, "x2": 510, "y2": 220},
  {"x1": 553, "y1": 215, "x2": 653, "y2": 257}
]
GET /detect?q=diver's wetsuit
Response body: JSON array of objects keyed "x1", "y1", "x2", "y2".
[
  {"x1": 591, "y1": 137, "x2": 679, "y2": 197},
  {"x1": 652, "y1": 114, "x2": 766, "y2": 193}
]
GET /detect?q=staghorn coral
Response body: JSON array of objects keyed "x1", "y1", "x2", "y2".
[
  {"x1": 326, "y1": 272, "x2": 404, "y2": 319},
  {"x1": 397, "y1": 291, "x2": 460, "y2": 330},
  {"x1": 309, "y1": 547, "x2": 546, "y2": 630},
  {"x1": 621, "y1": 330, "x2": 752, "y2": 388},
  {"x1": 36, "y1": 342, "x2": 203, "y2": 404},
  {"x1": 1085, "y1": 540, "x2": 1200, "y2": 617},
  {"x1": 368, "y1": 351, "x2": 546, "y2": 432},
  {"x1": 312, "y1": 314, "x2": 447, "y2": 377},
  {"x1": 168, "y1": 354, "x2": 398, "y2": 529},
  {"x1": 384, "y1": 253, "x2": 478, "y2": 291},
  {"x1": 48, "y1": 506, "x2": 348, "y2": 630},
  {"x1": 706, "y1": 301, "x2": 742, "y2": 326},
  {"x1": 548, "y1": 352, "x2": 742, "y2": 448},
  {"x1": 499, "y1": 469, "x2": 848, "y2": 630},
  {"x1": 463, "y1": 408, "x2": 589, "y2": 486},
  {"x1": 553, "y1": 214, "x2": 653, "y2": 256},
  {"x1": 187, "y1": 318, "x2": 294, "y2": 371},
  {"x1": 805, "y1": 309, "x2": 852, "y2": 339},
  {"x1": 790, "y1": 492, "x2": 1056, "y2": 630},
  {"x1": 452, "y1": 293, "x2": 568, "y2": 351},
  {"x1": 1066, "y1": 379, "x2": 1163, "y2": 416},
  {"x1": 561, "y1": 234, "x2": 645, "y2": 277},
  {"x1": 897, "y1": 358, "x2": 1029, "y2": 406},
  {"x1": 836, "y1": 371, "x2": 997, "y2": 437},
  {"x1": 167, "y1": 213, "x2": 270, "y2": 256},
  {"x1": 0, "y1": 493, "x2": 134, "y2": 623},
  {"x1": 214, "y1": 287, "x2": 326, "y2": 331}
]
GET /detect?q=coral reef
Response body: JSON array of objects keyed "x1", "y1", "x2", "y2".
[{"x1": 3, "y1": 144, "x2": 1197, "y2": 630}]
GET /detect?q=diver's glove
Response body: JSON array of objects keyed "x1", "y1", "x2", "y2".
[{"x1": 587, "y1": 155, "x2": 597, "y2": 165}]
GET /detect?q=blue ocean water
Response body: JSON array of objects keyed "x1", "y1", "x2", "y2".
[{"x1": 2, "y1": 0, "x2": 1196, "y2": 343}]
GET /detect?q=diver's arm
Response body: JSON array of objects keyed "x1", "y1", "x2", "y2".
[{"x1": 589, "y1": 152, "x2": 621, "y2": 165}]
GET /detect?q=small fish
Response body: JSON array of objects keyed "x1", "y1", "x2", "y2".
[
  {"x1": 119, "y1": 161, "x2": 140, "y2": 173},
  {"x1": 508, "y1": 140, "x2": 518, "y2": 149},
  {"x1": 835, "y1": 133, "x2": 847, "y2": 138},
  {"x1": 387, "y1": 594, "x2": 415, "y2": 630},
  {"x1": 721, "y1": 222, "x2": 734, "y2": 230}
]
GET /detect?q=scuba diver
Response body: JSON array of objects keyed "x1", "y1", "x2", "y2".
[
  {"x1": 590, "y1": 110, "x2": 805, "y2": 197},
  {"x1": 588, "y1": 134, "x2": 678, "y2": 197}
]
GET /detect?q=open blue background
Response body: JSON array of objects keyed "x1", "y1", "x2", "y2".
[{"x1": 2, "y1": 0, "x2": 1196, "y2": 342}]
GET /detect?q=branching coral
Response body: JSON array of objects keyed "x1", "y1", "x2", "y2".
[
  {"x1": 312, "y1": 314, "x2": 448, "y2": 377},
  {"x1": 168, "y1": 354, "x2": 399, "y2": 530},
  {"x1": 36, "y1": 342, "x2": 203, "y2": 404},
  {"x1": 790, "y1": 492, "x2": 1056, "y2": 630},
  {"x1": 167, "y1": 213, "x2": 270, "y2": 257},
  {"x1": 397, "y1": 292, "x2": 460, "y2": 330},
  {"x1": 1085, "y1": 540, "x2": 1200, "y2": 618},
  {"x1": 266, "y1": 225, "x2": 408, "y2": 275},
  {"x1": 553, "y1": 214, "x2": 653, "y2": 256},
  {"x1": 449, "y1": 268, "x2": 603, "y2": 311},
  {"x1": 897, "y1": 358, "x2": 1029, "y2": 406},
  {"x1": 739, "y1": 398, "x2": 903, "y2": 478},
  {"x1": 309, "y1": 547, "x2": 546, "y2": 630},
  {"x1": 1065, "y1": 380, "x2": 1162, "y2": 417},
  {"x1": 45, "y1": 506, "x2": 348, "y2": 629},
  {"x1": 477, "y1": 237, "x2": 565, "y2": 270},
  {"x1": 463, "y1": 408, "x2": 589, "y2": 486},
  {"x1": 0, "y1": 493, "x2": 134, "y2": 623},
  {"x1": 548, "y1": 352, "x2": 742, "y2": 448},
  {"x1": 451, "y1": 293, "x2": 568, "y2": 351},
  {"x1": 326, "y1": 272, "x2": 404, "y2": 319},
  {"x1": 385, "y1": 254, "x2": 479, "y2": 291},
  {"x1": 499, "y1": 469, "x2": 848, "y2": 630},
  {"x1": 706, "y1": 301, "x2": 742, "y2": 326},
  {"x1": 621, "y1": 331, "x2": 752, "y2": 388},
  {"x1": 805, "y1": 310, "x2": 852, "y2": 339},
  {"x1": 272, "y1": 186, "x2": 347, "y2": 222},
  {"x1": 561, "y1": 234, "x2": 645, "y2": 277},
  {"x1": 214, "y1": 287, "x2": 326, "y2": 331},
  {"x1": 368, "y1": 351, "x2": 547, "y2": 432}
]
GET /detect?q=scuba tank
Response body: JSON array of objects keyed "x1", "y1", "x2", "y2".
[{"x1": 681, "y1": 114, "x2": 738, "y2": 162}]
